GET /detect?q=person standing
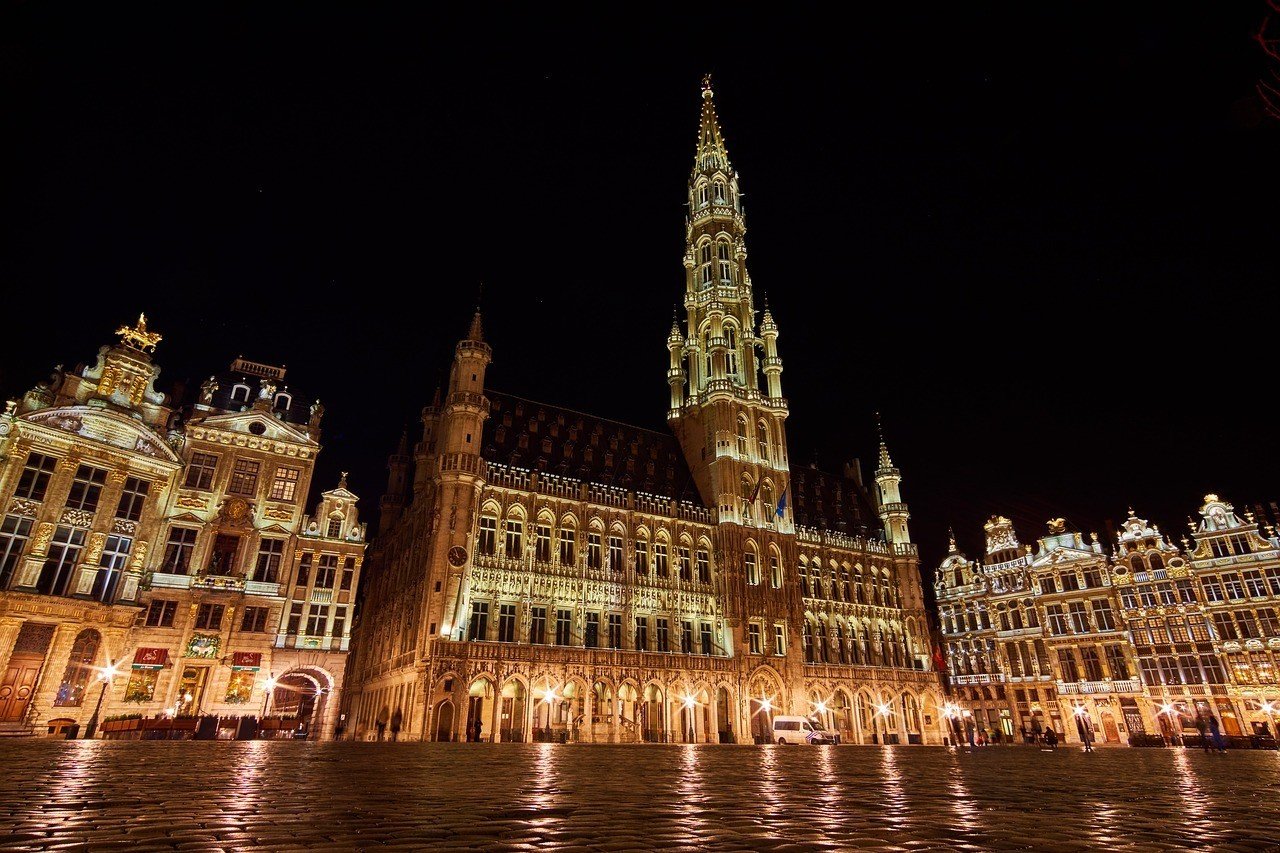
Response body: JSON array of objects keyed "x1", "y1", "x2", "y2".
[
  {"x1": 1195, "y1": 714, "x2": 1210, "y2": 752},
  {"x1": 1208, "y1": 714, "x2": 1226, "y2": 753},
  {"x1": 1076, "y1": 715, "x2": 1094, "y2": 752},
  {"x1": 1030, "y1": 717, "x2": 1042, "y2": 745},
  {"x1": 389, "y1": 708, "x2": 403, "y2": 742},
  {"x1": 1044, "y1": 727, "x2": 1058, "y2": 750},
  {"x1": 375, "y1": 706, "x2": 389, "y2": 742}
]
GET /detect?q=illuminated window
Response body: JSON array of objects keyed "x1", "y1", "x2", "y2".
[
  {"x1": 745, "y1": 550, "x2": 759, "y2": 586},
  {"x1": 748, "y1": 623, "x2": 762, "y2": 654},
  {"x1": 269, "y1": 467, "x2": 300, "y2": 502},
  {"x1": 227, "y1": 458, "x2": 260, "y2": 496},
  {"x1": 477, "y1": 516, "x2": 497, "y2": 556},
  {"x1": 717, "y1": 239, "x2": 732, "y2": 282},
  {"x1": 654, "y1": 541, "x2": 669, "y2": 576},
  {"x1": 184, "y1": 453, "x2": 218, "y2": 490},
  {"x1": 15, "y1": 452, "x2": 58, "y2": 502},
  {"x1": 66, "y1": 465, "x2": 107, "y2": 512}
]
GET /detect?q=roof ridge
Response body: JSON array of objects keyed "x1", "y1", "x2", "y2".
[{"x1": 487, "y1": 390, "x2": 675, "y2": 442}]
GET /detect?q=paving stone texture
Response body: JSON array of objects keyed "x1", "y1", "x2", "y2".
[{"x1": 0, "y1": 741, "x2": 1277, "y2": 851}]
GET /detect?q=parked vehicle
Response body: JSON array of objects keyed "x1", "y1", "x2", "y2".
[{"x1": 772, "y1": 716, "x2": 838, "y2": 744}]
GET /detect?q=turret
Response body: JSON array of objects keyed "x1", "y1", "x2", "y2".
[
  {"x1": 874, "y1": 418, "x2": 910, "y2": 545},
  {"x1": 379, "y1": 428, "x2": 412, "y2": 536}
]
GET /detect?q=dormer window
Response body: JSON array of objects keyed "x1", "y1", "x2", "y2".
[
  {"x1": 326, "y1": 518, "x2": 342, "y2": 538},
  {"x1": 274, "y1": 392, "x2": 292, "y2": 410},
  {"x1": 230, "y1": 384, "x2": 251, "y2": 403}
]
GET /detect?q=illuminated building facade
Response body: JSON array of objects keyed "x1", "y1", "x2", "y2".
[
  {"x1": 938, "y1": 498, "x2": 1280, "y2": 745},
  {"x1": 343, "y1": 78, "x2": 944, "y2": 744},
  {"x1": 0, "y1": 318, "x2": 364, "y2": 738}
]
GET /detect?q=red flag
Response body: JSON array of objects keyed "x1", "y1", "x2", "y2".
[
  {"x1": 932, "y1": 645, "x2": 947, "y2": 674},
  {"x1": 748, "y1": 479, "x2": 761, "y2": 505}
]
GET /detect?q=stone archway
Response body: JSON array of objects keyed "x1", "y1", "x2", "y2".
[{"x1": 272, "y1": 666, "x2": 335, "y2": 740}]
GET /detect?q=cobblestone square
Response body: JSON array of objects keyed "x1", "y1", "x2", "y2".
[{"x1": 0, "y1": 741, "x2": 1278, "y2": 851}]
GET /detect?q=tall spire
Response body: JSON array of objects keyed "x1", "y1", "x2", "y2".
[
  {"x1": 876, "y1": 412, "x2": 894, "y2": 470},
  {"x1": 695, "y1": 73, "x2": 731, "y2": 173},
  {"x1": 466, "y1": 309, "x2": 484, "y2": 343}
]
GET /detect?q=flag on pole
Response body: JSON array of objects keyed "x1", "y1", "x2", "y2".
[
  {"x1": 748, "y1": 479, "x2": 761, "y2": 505},
  {"x1": 775, "y1": 485, "x2": 788, "y2": 518}
]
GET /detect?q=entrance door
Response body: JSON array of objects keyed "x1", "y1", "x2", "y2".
[
  {"x1": 176, "y1": 666, "x2": 209, "y2": 716},
  {"x1": 467, "y1": 696, "x2": 484, "y2": 741},
  {"x1": 435, "y1": 700, "x2": 454, "y2": 742},
  {"x1": 1100, "y1": 710, "x2": 1120, "y2": 743},
  {"x1": 0, "y1": 654, "x2": 44, "y2": 723}
]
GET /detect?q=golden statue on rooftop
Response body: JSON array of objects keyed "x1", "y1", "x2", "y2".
[{"x1": 116, "y1": 313, "x2": 163, "y2": 352}]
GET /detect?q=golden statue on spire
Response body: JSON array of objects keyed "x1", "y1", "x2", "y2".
[{"x1": 115, "y1": 313, "x2": 163, "y2": 352}]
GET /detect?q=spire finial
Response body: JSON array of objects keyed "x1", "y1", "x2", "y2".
[
  {"x1": 947, "y1": 527, "x2": 957, "y2": 553},
  {"x1": 875, "y1": 411, "x2": 894, "y2": 469},
  {"x1": 476, "y1": 280, "x2": 484, "y2": 313},
  {"x1": 694, "y1": 75, "x2": 730, "y2": 172},
  {"x1": 701, "y1": 73, "x2": 714, "y2": 99},
  {"x1": 115, "y1": 312, "x2": 163, "y2": 353}
]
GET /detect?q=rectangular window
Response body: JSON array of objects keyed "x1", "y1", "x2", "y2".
[
  {"x1": 270, "y1": 466, "x2": 300, "y2": 502},
  {"x1": 1167, "y1": 617, "x2": 1190, "y2": 644},
  {"x1": 774, "y1": 625, "x2": 786, "y2": 656},
  {"x1": 15, "y1": 452, "x2": 58, "y2": 501},
  {"x1": 505, "y1": 519, "x2": 523, "y2": 557},
  {"x1": 654, "y1": 542, "x2": 669, "y2": 577},
  {"x1": 184, "y1": 452, "x2": 218, "y2": 490},
  {"x1": 1176, "y1": 579, "x2": 1197, "y2": 604},
  {"x1": 696, "y1": 549, "x2": 711, "y2": 584},
  {"x1": 1138, "y1": 657, "x2": 1160, "y2": 686},
  {"x1": 1040, "y1": 575, "x2": 1057, "y2": 594},
  {"x1": 1060, "y1": 573, "x2": 1080, "y2": 592},
  {"x1": 1203, "y1": 655, "x2": 1227, "y2": 684},
  {"x1": 1238, "y1": 610, "x2": 1261, "y2": 639},
  {"x1": 530, "y1": 607, "x2": 547, "y2": 644},
  {"x1": 296, "y1": 552, "x2": 312, "y2": 586},
  {"x1": 1104, "y1": 645, "x2": 1130, "y2": 680},
  {"x1": 240, "y1": 606, "x2": 269, "y2": 632},
  {"x1": 1083, "y1": 569, "x2": 1102, "y2": 589},
  {"x1": 1046, "y1": 605, "x2": 1069, "y2": 636},
  {"x1": 1057, "y1": 649, "x2": 1079, "y2": 682},
  {"x1": 341, "y1": 557, "x2": 355, "y2": 591},
  {"x1": 608, "y1": 536, "x2": 623, "y2": 571},
  {"x1": 1244, "y1": 570, "x2": 1268, "y2": 598},
  {"x1": 536, "y1": 524, "x2": 552, "y2": 562},
  {"x1": 770, "y1": 555, "x2": 782, "y2": 588},
  {"x1": 1120, "y1": 588, "x2": 1138, "y2": 610},
  {"x1": 66, "y1": 465, "x2": 107, "y2": 512},
  {"x1": 745, "y1": 552, "x2": 759, "y2": 586},
  {"x1": 0, "y1": 515, "x2": 35, "y2": 589},
  {"x1": 314, "y1": 554, "x2": 338, "y2": 588},
  {"x1": 498, "y1": 603, "x2": 516, "y2": 642},
  {"x1": 1201, "y1": 576, "x2": 1223, "y2": 602},
  {"x1": 1139, "y1": 586, "x2": 1158, "y2": 608},
  {"x1": 477, "y1": 516, "x2": 497, "y2": 556},
  {"x1": 254, "y1": 539, "x2": 285, "y2": 583},
  {"x1": 115, "y1": 477, "x2": 149, "y2": 521},
  {"x1": 1212, "y1": 612, "x2": 1239, "y2": 641},
  {"x1": 634, "y1": 616, "x2": 648, "y2": 651},
  {"x1": 1179, "y1": 654, "x2": 1204, "y2": 684},
  {"x1": 1081, "y1": 647, "x2": 1103, "y2": 681},
  {"x1": 700, "y1": 622, "x2": 713, "y2": 656},
  {"x1": 680, "y1": 620, "x2": 693, "y2": 654},
  {"x1": 38, "y1": 526, "x2": 85, "y2": 595},
  {"x1": 1258, "y1": 607, "x2": 1280, "y2": 637},
  {"x1": 587, "y1": 533, "x2": 602, "y2": 570},
  {"x1": 93, "y1": 534, "x2": 133, "y2": 602},
  {"x1": 468, "y1": 602, "x2": 490, "y2": 641},
  {"x1": 1223, "y1": 573, "x2": 1245, "y2": 600},
  {"x1": 559, "y1": 529, "x2": 576, "y2": 565},
  {"x1": 287, "y1": 602, "x2": 304, "y2": 634},
  {"x1": 607, "y1": 613, "x2": 622, "y2": 649},
  {"x1": 748, "y1": 623, "x2": 762, "y2": 655},
  {"x1": 144, "y1": 599, "x2": 178, "y2": 628},
  {"x1": 584, "y1": 612, "x2": 599, "y2": 648},
  {"x1": 634, "y1": 540, "x2": 649, "y2": 575},
  {"x1": 1090, "y1": 599, "x2": 1116, "y2": 631},
  {"x1": 656, "y1": 618, "x2": 670, "y2": 652},
  {"x1": 332, "y1": 606, "x2": 347, "y2": 637},
  {"x1": 225, "y1": 670, "x2": 255, "y2": 704},
  {"x1": 195, "y1": 603, "x2": 225, "y2": 630},
  {"x1": 305, "y1": 605, "x2": 327, "y2": 637},
  {"x1": 1266, "y1": 567, "x2": 1280, "y2": 596},
  {"x1": 1068, "y1": 601, "x2": 1090, "y2": 633},
  {"x1": 327, "y1": 518, "x2": 342, "y2": 538},
  {"x1": 1156, "y1": 583, "x2": 1177, "y2": 606},
  {"x1": 124, "y1": 670, "x2": 159, "y2": 704},
  {"x1": 678, "y1": 546, "x2": 692, "y2": 581},
  {"x1": 227, "y1": 458, "x2": 260, "y2": 496},
  {"x1": 208, "y1": 534, "x2": 240, "y2": 576},
  {"x1": 161, "y1": 527, "x2": 198, "y2": 574},
  {"x1": 555, "y1": 609, "x2": 572, "y2": 646},
  {"x1": 1157, "y1": 656, "x2": 1181, "y2": 685}
]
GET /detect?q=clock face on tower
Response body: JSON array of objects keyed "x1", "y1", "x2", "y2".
[{"x1": 447, "y1": 546, "x2": 468, "y2": 568}]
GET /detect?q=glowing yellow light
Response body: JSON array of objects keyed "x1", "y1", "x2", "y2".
[
  {"x1": 97, "y1": 661, "x2": 120, "y2": 682},
  {"x1": 757, "y1": 697, "x2": 773, "y2": 714},
  {"x1": 264, "y1": 676, "x2": 277, "y2": 692},
  {"x1": 683, "y1": 694, "x2": 697, "y2": 710},
  {"x1": 1073, "y1": 704, "x2": 1087, "y2": 717},
  {"x1": 875, "y1": 703, "x2": 892, "y2": 717},
  {"x1": 1159, "y1": 703, "x2": 1176, "y2": 716},
  {"x1": 814, "y1": 700, "x2": 828, "y2": 715},
  {"x1": 541, "y1": 688, "x2": 560, "y2": 705}
]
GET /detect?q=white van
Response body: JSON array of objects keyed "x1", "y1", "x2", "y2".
[{"x1": 771, "y1": 715, "x2": 838, "y2": 745}]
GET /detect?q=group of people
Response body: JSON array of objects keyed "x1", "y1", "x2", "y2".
[{"x1": 1194, "y1": 713, "x2": 1228, "y2": 753}]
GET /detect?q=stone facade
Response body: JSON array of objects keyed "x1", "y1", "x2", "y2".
[
  {"x1": 937, "y1": 498, "x2": 1280, "y2": 745},
  {"x1": 342, "y1": 78, "x2": 945, "y2": 745},
  {"x1": 0, "y1": 318, "x2": 364, "y2": 738}
]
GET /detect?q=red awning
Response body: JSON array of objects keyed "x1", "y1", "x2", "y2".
[
  {"x1": 132, "y1": 647, "x2": 170, "y2": 670},
  {"x1": 231, "y1": 651, "x2": 262, "y2": 671}
]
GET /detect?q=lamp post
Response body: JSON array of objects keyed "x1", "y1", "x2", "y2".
[
  {"x1": 259, "y1": 673, "x2": 276, "y2": 738},
  {"x1": 83, "y1": 659, "x2": 119, "y2": 739}
]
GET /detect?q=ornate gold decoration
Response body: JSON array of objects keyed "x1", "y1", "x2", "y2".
[
  {"x1": 219, "y1": 498, "x2": 252, "y2": 526},
  {"x1": 264, "y1": 505, "x2": 293, "y2": 521},
  {"x1": 60, "y1": 508, "x2": 94, "y2": 528},
  {"x1": 130, "y1": 539, "x2": 148, "y2": 570},
  {"x1": 85, "y1": 532, "x2": 106, "y2": 564},
  {"x1": 7, "y1": 498, "x2": 39, "y2": 517},
  {"x1": 1046, "y1": 518, "x2": 1066, "y2": 535},
  {"x1": 115, "y1": 313, "x2": 162, "y2": 352},
  {"x1": 31, "y1": 522, "x2": 54, "y2": 556},
  {"x1": 176, "y1": 494, "x2": 208, "y2": 509}
]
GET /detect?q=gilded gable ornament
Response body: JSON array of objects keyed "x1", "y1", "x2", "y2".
[{"x1": 115, "y1": 313, "x2": 163, "y2": 352}]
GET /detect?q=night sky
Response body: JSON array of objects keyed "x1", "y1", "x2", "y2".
[{"x1": 5, "y1": 6, "x2": 1278, "y2": 585}]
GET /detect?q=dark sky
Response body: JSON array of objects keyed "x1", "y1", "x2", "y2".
[{"x1": 4, "y1": 6, "x2": 1278, "y2": 584}]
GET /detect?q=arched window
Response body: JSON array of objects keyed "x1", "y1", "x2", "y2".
[
  {"x1": 756, "y1": 420, "x2": 769, "y2": 461},
  {"x1": 803, "y1": 620, "x2": 815, "y2": 663},
  {"x1": 736, "y1": 417, "x2": 749, "y2": 456},
  {"x1": 799, "y1": 560, "x2": 810, "y2": 597},
  {"x1": 54, "y1": 630, "x2": 101, "y2": 707},
  {"x1": 1129, "y1": 554, "x2": 1144, "y2": 574},
  {"x1": 274, "y1": 392, "x2": 293, "y2": 410},
  {"x1": 713, "y1": 179, "x2": 726, "y2": 203},
  {"x1": 697, "y1": 182, "x2": 709, "y2": 208},
  {"x1": 698, "y1": 241, "x2": 713, "y2": 287},
  {"x1": 716, "y1": 239, "x2": 732, "y2": 283},
  {"x1": 558, "y1": 520, "x2": 577, "y2": 565},
  {"x1": 760, "y1": 483, "x2": 775, "y2": 526},
  {"x1": 769, "y1": 547, "x2": 783, "y2": 588},
  {"x1": 1149, "y1": 553, "x2": 1165, "y2": 573},
  {"x1": 745, "y1": 543, "x2": 760, "y2": 586},
  {"x1": 230, "y1": 384, "x2": 251, "y2": 403},
  {"x1": 702, "y1": 331, "x2": 713, "y2": 379},
  {"x1": 725, "y1": 325, "x2": 738, "y2": 378}
]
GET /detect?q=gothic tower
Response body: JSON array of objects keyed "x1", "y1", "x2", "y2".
[{"x1": 669, "y1": 76, "x2": 798, "y2": 681}]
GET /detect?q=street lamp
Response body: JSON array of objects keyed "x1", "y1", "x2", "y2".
[
  {"x1": 1259, "y1": 701, "x2": 1276, "y2": 739},
  {"x1": 683, "y1": 694, "x2": 697, "y2": 743},
  {"x1": 83, "y1": 659, "x2": 120, "y2": 739},
  {"x1": 1158, "y1": 702, "x2": 1178, "y2": 747},
  {"x1": 262, "y1": 674, "x2": 277, "y2": 717}
]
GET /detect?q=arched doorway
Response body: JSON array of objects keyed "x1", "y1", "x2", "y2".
[
  {"x1": 641, "y1": 684, "x2": 665, "y2": 742},
  {"x1": 466, "y1": 677, "x2": 495, "y2": 742},
  {"x1": 53, "y1": 629, "x2": 101, "y2": 708},
  {"x1": 832, "y1": 691, "x2": 854, "y2": 744},
  {"x1": 902, "y1": 692, "x2": 922, "y2": 744},
  {"x1": 617, "y1": 683, "x2": 639, "y2": 743},
  {"x1": 716, "y1": 686, "x2": 733, "y2": 743},
  {"x1": 592, "y1": 680, "x2": 613, "y2": 742},
  {"x1": 435, "y1": 699, "x2": 455, "y2": 742},
  {"x1": 501, "y1": 680, "x2": 527, "y2": 743},
  {"x1": 272, "y1": 667, "x2": 336, "y2": 739}
]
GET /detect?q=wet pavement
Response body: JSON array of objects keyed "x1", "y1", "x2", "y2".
[{"x1": 0, "y1": 741, "x2": 1277, "y2": 851}]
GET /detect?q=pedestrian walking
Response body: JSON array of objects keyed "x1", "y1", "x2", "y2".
[
  {"x1": 1076, "y1": 715, "x2": 1094, "y2": 752},
  {"x1": 1195, "y1": 714, "x2": 1210, "y2": 752},
  {"x1": 375, "y1": 706, "x2": 389, "y2": 742},
  {"x1": 1043, "y1": 727, "x2": 1058, "y2": 750},
  {"x1": 390, "y1": 708, "x2": 403, "y2": 742},
  {"x1": 1030, "y1": 717, "x2": 1042, "y2": 745},
  {"x1": 1208, "y1": 715, "x2": 1226, "y2": 753}
]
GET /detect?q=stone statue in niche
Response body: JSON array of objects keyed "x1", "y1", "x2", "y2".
[
  {"x1": 258, "y1": 379, "x2": 277, "y2": 400},
  {"x1": 200, "y1": 376, "x2": 218, "y2": 403}
]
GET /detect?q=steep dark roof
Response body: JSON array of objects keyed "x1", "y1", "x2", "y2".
[
  {"x1": 197, "y1": 372, "x2": 312, "y2": 426},
  {"x1": 481, "y1": 392, "x2": 699, "y2": 503},
  {"x1": 790, "y1": 464, "x2": 882, "y2": 538}
]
